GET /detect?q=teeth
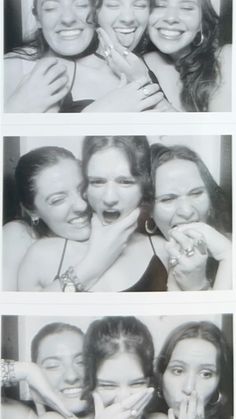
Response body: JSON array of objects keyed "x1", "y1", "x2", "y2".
[
  {"x1": 159, "y1": 28, "x2": 182, "y2": 38},
  {"x1": 59, "y1": 30, "x2": 81, "y2": 38},
  {"x1": 115, "y1": 28, "x2": 136, "y2": 34},
  {"x1": 69, "y1": 217, "x2": 88, "y2": 225},
  {"x1": 62, "y1": 388, "x2": 82, "y2": 396}
]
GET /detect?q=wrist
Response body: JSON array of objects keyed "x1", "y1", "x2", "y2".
[{"x1": 1, "y1": 359, "x2": 18, "y2": 385}]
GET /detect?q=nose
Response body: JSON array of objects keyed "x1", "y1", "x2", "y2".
[
  {"x1": 71, "y1": 191, "x2": 88, "y2": 213},
  {"x1": 182, "y1": 372, "x2": 196, "y2": 396},
  {"x1": 163, "y1": 6, "x2": 180, "y2": 24},
  {"x1": 103, "y1": 183, "x2": 119, "y2": 208},
  {"x1": 176, "y1": 197, "x2": 195, "y2": 220},
  {"x1": 63, "y1": 365, "x2": 80, "y2": 385},
  {"x1": 114, "y1": 386, "x2": 130, "y2": 403},
  {"x1": 119, "y1": 4, "x2": 135, "y2": 24},
  {"x1": 61, "y1": 5, "x2": 77, "y2": 26}
]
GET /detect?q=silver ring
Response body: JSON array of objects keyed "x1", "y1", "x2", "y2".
[
  {"x1": 169, "y1": 256, "x2": 179, "y2": 268},
  {"x1": 130, "y1": 409, "x2": 138, "y2": 418},
  {"x1": 184, "y1": 247, "x2": 195, "y2": 257},
  {"x1": 142, "y1": 85, "x2": 152, "y2": 97},
  {"x1": 104, "y1": 49, "x2": 111, "y2": 58},
  {"x1": 123, "y1": 48, "x2": 129, "y2": 57}
]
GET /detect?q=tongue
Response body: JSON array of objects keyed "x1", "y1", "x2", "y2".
[{"x1": 115, "y1": 30, "x2": 135, "y2": 48}]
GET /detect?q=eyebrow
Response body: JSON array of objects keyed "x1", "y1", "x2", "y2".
[
  {"x1": 156, "y1": 186, "x2": 205, "y2": 199},
  {"x1": 97, "y1": 376, "x2": 146, "y2": 385},
  {"x1": 41, "y1": 352, "x2": 83, "y2": 363},
  {"x1": 168, "y1": 360, "x2": 217, "y2": 369}
]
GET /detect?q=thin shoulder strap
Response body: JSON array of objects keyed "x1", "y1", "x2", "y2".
[
  {"x1": 69, "y1": 59, "x2": 77, "y2": 92},
  {"x1": 54, "y1": 239, "x2": 68, "y2": 279},
  {"x1": 148, "y1": 235, "x2": 157, "y2": 256}
]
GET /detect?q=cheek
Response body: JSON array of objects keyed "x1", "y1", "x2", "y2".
[
  {"x1": 162, "y1": 374, "x2": 180, "y2": 406},
  {"x1": 43, "y1": 369, "x2": 61, "y2": 389},
  {"x1": 96, "y1": 389, "x2": 117, "y2": 406},
  {"x1": 87, "y1": 188, "x2": 102, "y2": 207},
  {"x1": 197, "y1": 379, "x2": 219, "y2": 404}
]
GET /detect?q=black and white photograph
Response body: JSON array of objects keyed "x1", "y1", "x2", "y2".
[
  {"x1": 2, "y1": 135, "x2": 232, "y2": 292},
  {"x1": 4, "y1": 0, "x2": 232, "y2": 113},
  {"x1": 1, "y1": 314, "x2": 234, "y2": 419}
]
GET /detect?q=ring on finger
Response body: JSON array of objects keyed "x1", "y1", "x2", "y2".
[
  {"x1": 104, "y1": 48, "x2": 111, "y2": 58},
  {"x1": 130, "y1": 409, "x2": 138, "y2": 418},
  {"x1": 195, "y1": 238, "x2": 208, "y2": 255},
  {"x1": 123, "y1": 48, "x2": 129, "y2": 57},
  {"x1": 142, "y1": 84, "x2": 153, "y2": 97},
  {"x1": 169, "y1": 256, "x2": 179, "y2": 268},
  {"x1": 184, "y1": 247, "x2": 195, "y2": 257}
]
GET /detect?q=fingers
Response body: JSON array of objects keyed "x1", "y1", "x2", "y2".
[
  {"x1": 168, "y1": 408, "x2": 175, "y2": 419},
  {"x1": 47, "y1": 86, "x2": 69, "y2": 108},
  {"x1": 48, "y1": 76, "x2": 68, "y2": 95},
  {"x1": 45, "y1": 63, "x2": 67, "y2": 85},
  {"x1": 93, "y1": 392, "x2": 105, "y2": 417},
  {"x1": 140, "y1": 91, "x2": 164, "y2": 111},
  {"x1": 169, "y1": 230, "x2": 194, "y2": 254},
  {"x1": 121, "y1": 388, "x2": 153, "y2": 410},
  {"x1": 188, "y1": 391, "x2": 197, "y2": 419},
  {"x1": 33, "y1": 57, "x2": 60, "y2": 76}
]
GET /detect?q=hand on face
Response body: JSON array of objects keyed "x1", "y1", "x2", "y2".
[
  {"x1": 7, "y1": 58, "x2": 69, "y2": 113},
  {"x1": 97, "y1": 27, "x2": 149, "y2": 83},
  {"x1": 93, "y1": 387, "x2": 154, "y2": 419},
  {"x1": 168, "y1": 391, "x2": 204, "y2": 419}
]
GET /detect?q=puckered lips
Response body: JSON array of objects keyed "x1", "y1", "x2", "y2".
[{"x1": 102, "y1": 210, "x2": 121, "y2": 224}]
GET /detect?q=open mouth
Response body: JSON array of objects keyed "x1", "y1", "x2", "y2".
[
  {"x1": 58, "y1": 29, "x2": 82, "y2": 40},
  {"x1": 102, "y1": 210, "x2": 121, "y2": 224},
  {"x1": 158, "y1": 28, "x2": 184, "y2": 40},
  {"x1": 61, "y1": 387, "x2": 82, "y2": 398},
  {"x1": 114, "y1": 27, "x2": 137, "y2": 47}
]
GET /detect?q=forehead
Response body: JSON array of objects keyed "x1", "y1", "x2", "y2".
[
  {"x1": 169, "y1": 338, "x2": 217, "y2": 366},
  {"x1": 155, "y1": 159, "x2": 205, "y2": 192},
  {"x1": 87, "y1": 147, "x2": 132, "y2": 175},
  {"x1": 35, "y1": 159, "x2": 81, "y2": 192},
  {"x1": 37, "y1": 330, "x2": 84, "y2": 361},
  {"x1": 97, "y1": 352, "x2": 144, "y2": 380}
]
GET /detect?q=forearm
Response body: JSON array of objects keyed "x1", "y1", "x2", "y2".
[{"x1": 212, "y1": 253, "x2": 232, "y2": 290}]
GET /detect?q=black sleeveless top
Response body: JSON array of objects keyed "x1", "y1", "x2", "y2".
[
  {"x1": 59, "y1": 61, "x2": 94, "y2": 113},
  {"x1": 54, "y1": 237, "x2": 167, "y2": 292}
]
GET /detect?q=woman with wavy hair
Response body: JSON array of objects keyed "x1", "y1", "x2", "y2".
[{"x1": 98, "y1": 0, "x2": 231, "y2": 112}]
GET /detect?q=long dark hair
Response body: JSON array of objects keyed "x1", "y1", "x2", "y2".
[
  {"x1": 15, "y1": 146, "x2": 78, "y2": 238},
  {"x1": 155, "y1": 321, "x2": 233, "y2": 419},
  {"x1": 83, "y1": 316, "x2": 154, "y2": 407},
  {"x1": 150, "y1": 144, "x2": 231, "y2": 234},
  {"x1": 175, "y1": 0, "x2": 220, "y2": 111}
]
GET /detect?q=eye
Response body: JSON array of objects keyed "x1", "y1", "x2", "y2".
[
  {"x1": 48, "y1": 195, "x2": 66, "y2": 205},
  {"x1": 104, "y1": 0, "x2": 120, "y2": 8},
  {"x1": 134, "y1": 0, "x2": 149, "y2": 9},
  {"x1": 117, "y1": 177, "x2": 136, "y2": 186},
  {"x1": 97, "y1": 383, "x2": 117, "y2": 390},
  {"x1": 189, "y1": 189, "x2": 205, "y2": 198},
  {"x1": 157, "y1": 196, "x2": 176, "y2": 203},
  {"x1": 43, "y1": 362, "x2": 61, "y2": 370},
  {"x1": 170, "y1": 367, "x2": 184, "y2": 376},
  {"x1": 74, "y1": 0, "x2": 90, "y2": 8},
  {"x1": 89, "y1": 178, "x2": 106, "y2": 186},
  {"x1": 130, "y1": 380, "x2": 148, "y2": 388},
  {"x1": 42, "y1": 1, "x2": 59, "y2": 11},
  {"x1": 200, "y1": 369, "x2": 215, "y2": 379},
  {"x1": 154, "y1": 0, "x2": 167, "y2": 8},
  {"x1": 180, "y1": 2, "x2": 197, "y2": 10}
]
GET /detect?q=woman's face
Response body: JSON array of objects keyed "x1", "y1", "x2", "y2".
[
  {"x1": 33, "y1": 158, "x2": 91, "y2": 241},
  {"x1": 36, "y1": 330, "x2": 87, "y2": 414},
  {"x1": 162, "y1": 338, "x2": 220, "y2": 417},
  {"x1": 153, "y1": 159, "x2": 211, "y2": 239},
  {"x1": 149, "y1": 0, "x2": 201, "y2": 59},
  {"x1": 36, "y1": 0, "x2": 94, "y2": 56},
  {"x1": 96, "y1": 352, "x2": 148, "y2": 405},
  {"x1": 86, "y1": 147, "x2": 142, "y2": 224},
  {"x1": 97, "y1": 0, "x2": 150, "y2": 50}
]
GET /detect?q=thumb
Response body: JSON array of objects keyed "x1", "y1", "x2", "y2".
[
  {"x1": 168, "y1": 408, "x2": 175, "y2": 419},
  {"x1": 93, "y1": 392, "x2": 105, "y2": 418}
]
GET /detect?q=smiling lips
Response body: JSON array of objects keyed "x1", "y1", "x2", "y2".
[
  {"x1": 57, "y1": 29, "x2": 83, "y2": 40},
  {"x1": 68, "y1": 215, "x2": 89, "y2": 228},
  {"x1": 156, "y1": 27, "x2": 184, "y2": 40},
  {"x1": 61, "y1": 387, "x2": 82, "y2": 398}
]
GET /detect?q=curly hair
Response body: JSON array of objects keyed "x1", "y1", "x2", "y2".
[
  {"x1": 175, "y1": 0, "x2": 220, "y2": 112},
  {"x1": 155, "y1": 321, "x2": 233, "y2": 419}
]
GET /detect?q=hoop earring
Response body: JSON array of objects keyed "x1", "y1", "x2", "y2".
[
  {"x1": 31, "y1": 216, "x2": 39, "y2": 226},
  {"x1": 193, "y1": 29, "x2": 204, "y2": 47},
  {"x1": 209, "y1": 391, "x2": 222, "y2": 406},
  {"x1": 145, "y1": 218, "x2": 157, "y2": 235}
]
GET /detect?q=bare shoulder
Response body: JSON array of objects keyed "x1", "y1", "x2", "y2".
[
  {"x1": 3, "y1": 221, "x2": 34, "y2": 243},
  {"x1": 2, "y1": 398, "x2": 37, "y2": 419},
  {"x1": 25, "y1": 236, "x2": 66, "y2": 258},
  {"x1": 217, "y1": 44, "x2": 232, "y2": 62}
]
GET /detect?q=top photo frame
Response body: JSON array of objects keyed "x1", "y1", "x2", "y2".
[{"x1": 3, "y1": 0, "x2": 233, "y2": 114}]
